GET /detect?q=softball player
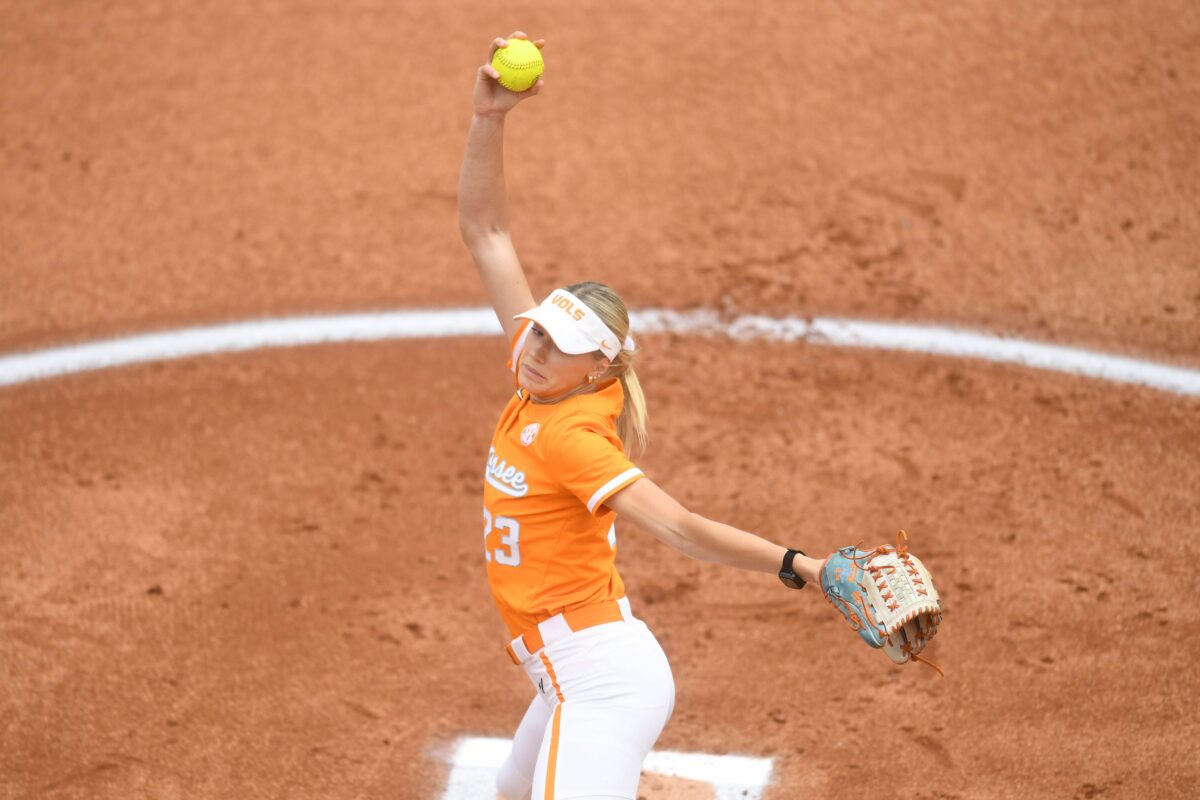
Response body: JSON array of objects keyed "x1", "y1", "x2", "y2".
[{"x1": 458, "y1": 33, "x2": 826, "y2": 800}]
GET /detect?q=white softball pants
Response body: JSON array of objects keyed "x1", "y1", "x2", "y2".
[{"x1": 495, "y1": 609, "x2": 675, "y2": 800}]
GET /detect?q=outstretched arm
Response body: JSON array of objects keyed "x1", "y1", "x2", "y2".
[
  {"x1": 457, "y1": 33, "x2": 544, "y2": 341},
  {"x1": 610, "y1": 479, "x2": 946, "y2": 672},
  {"x1": 605, "y1": 478, "x2": 824, "y2": 583}
]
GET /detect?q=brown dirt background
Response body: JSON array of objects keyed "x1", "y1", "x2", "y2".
[{"x1": 2, "y1": 1, "x2": 1198, "y2": 798}]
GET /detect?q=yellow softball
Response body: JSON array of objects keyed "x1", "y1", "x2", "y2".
[{"x1": 491, "y1": 38, "x2": 544, "y2": 93}]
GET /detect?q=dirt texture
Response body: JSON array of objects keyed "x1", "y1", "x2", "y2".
[{"x1": 2, "y1": 2, "x2": 1198, "y2": 799}]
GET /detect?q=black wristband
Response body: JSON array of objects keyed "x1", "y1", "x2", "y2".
[{"x1": 779, "y1": 548, "x2": 807, "y2": 590}]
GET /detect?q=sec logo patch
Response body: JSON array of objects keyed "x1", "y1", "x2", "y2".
[{"x1": 520, "y1": 423, "x2": 540, "y2": 446}]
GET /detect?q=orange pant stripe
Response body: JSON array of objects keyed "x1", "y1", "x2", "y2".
[
  {"x1": 539, "y1": 652, "x2": 565, "y2": 702},
  {"x1": 540, "y1": 652, "x2": 565, "y2": 798},
  {"x1": 544, "y1": 703, "x2": 562, "y2": 798}
]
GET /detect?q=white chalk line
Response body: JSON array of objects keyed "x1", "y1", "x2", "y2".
[
  {"x1": 0, "y1": 307, "x2": 1198, "y2": 397},
  {"x1": 440, "y1": 736, "x2": 772, "y2": 800}
]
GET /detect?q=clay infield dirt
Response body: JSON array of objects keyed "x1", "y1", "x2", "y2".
[{"x1": 2, "y1": 1, "x2": 1198, "y2": 798}]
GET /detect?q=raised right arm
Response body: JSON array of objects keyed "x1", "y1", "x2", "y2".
[{"x1": 457, "y1": 34, "x2": 544, "y2": 342}]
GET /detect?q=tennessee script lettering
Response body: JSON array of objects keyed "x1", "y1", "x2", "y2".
[{"x1": 485, "y1": 446, "x2": 529, "y2": 497}]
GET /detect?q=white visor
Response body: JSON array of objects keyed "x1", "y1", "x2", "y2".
[{"x1": 514, "y1": 289, "x2": 634, "y2": 361}]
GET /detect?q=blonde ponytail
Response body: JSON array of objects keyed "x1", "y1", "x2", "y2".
[
  {"x1": 616, "y1": 367, "x2": 649, "y2": 456},
  {"x1": 566, "y1": 281, "x2": 649, "y2": 456}
]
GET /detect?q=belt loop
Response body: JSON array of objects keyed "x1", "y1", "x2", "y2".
[
  {"x1": 538, "y1": 613, "x2": 573, "y2": 641},
  {"x1": 617, "y1": 596, "x2": 634, "y2": 622},
  {"x1": 507, "y1": 634, "x2": 532, "y2": 664}
]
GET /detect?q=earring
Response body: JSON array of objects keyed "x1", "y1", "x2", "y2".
[{"x1": 587, "y1": 374, "x2": 596, "y2": 384}]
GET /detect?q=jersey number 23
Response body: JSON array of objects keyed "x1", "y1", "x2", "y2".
[{"x1": 482, "y1": 507, "x2": 521, "y2": 567}]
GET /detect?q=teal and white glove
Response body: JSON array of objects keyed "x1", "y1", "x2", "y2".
[{"x1": 820, "y1": 530, "x2": 943, "y2": 675}]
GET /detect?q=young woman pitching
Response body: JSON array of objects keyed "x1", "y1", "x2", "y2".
[{"x1": 457, "y1": 32, "x2": 940, "y2": 800}]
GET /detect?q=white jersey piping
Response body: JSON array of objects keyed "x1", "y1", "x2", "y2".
[{"x1": 587, "y1": 468, "x2": 644, "y2": 513}]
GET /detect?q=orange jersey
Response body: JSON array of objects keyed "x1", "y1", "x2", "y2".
[{"x1": 482, "y1": 321, "x2": 645, "y2": 636}]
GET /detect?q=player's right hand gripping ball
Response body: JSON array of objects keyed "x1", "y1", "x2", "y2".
[
  {"x1": 491, "y1": 38, "x2": 544, "y2": 92},
  {"x1": 820, "y1": 531, "x2": 944, "y2": 675}
]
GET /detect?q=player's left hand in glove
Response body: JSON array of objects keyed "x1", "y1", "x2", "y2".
[{"x1": 820, "y1": 530, "x2": 944, "y2": 675}]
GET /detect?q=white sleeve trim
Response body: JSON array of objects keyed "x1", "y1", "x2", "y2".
[
  {"x1": 510, "y1": 322, "x2": 532, "y2": 374},
  {"x1": 586, "y1": 468, "x2": 644, "y2": 513}
]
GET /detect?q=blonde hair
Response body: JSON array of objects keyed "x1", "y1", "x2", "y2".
[{"x1": 566, "y1": 281, "x2": 648, "y2": 456}]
